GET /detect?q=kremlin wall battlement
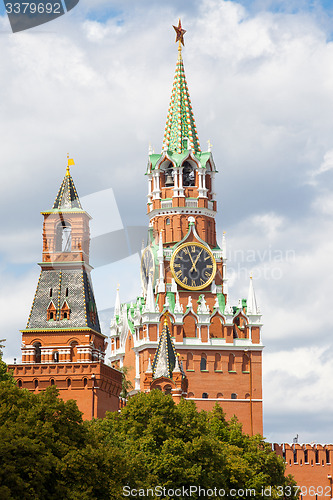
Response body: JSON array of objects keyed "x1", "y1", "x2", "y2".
[{"x1": 273, "y1": 443, "x2": 333, "y2": 498}]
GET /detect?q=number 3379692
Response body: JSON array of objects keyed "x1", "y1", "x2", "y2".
[{"x1": 5, "y1": 3, "x2": 62, "y2": 14}]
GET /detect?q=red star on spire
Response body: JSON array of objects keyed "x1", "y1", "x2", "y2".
[{"x1": 173, "y1": 19, "x2": 186, "y2": 46}]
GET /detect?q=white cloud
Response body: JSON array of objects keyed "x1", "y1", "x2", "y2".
[{"x1": 1, "y1": 0, "x2": 333, "y2": 443}]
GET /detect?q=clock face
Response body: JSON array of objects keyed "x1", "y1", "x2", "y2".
[
  {"x1": 141, "y1": 247, "x2": 155, "y2": 291},
  {"x1": 170, "y1": 242, "x2": 216, "y2": 290}
]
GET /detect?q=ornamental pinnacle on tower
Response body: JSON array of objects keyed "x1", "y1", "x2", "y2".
[{"x1": 163, "y1": 20, "x2": 200, "y2": 153}]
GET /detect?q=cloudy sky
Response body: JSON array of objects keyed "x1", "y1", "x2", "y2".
[{"x1": 1, "y1": 0, "x2": 333, "y2": 445}]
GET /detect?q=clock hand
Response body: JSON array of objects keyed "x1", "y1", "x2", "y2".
[
  {"x1": 187, "y1": 251, "x2": 196, "y2": 270},
  {"x1": 190, "y1": 249, "x2": 203, "y2": 273}
]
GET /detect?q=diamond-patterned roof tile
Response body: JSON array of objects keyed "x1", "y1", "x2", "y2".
[{"x1": 162, "y1": 50, "x2": 201, "y2": 154}]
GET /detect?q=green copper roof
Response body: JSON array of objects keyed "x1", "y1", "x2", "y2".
[
  {"x1": 149, "y1": 151, "x2": 212, "y2": 171},
  {"x1": 52, "y1": 168, "x2": 83, "y2": 211},
  {"x1": 162, "y1": 50, "x2": 200, "y2": 154}
]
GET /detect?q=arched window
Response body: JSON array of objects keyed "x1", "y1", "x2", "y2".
[
  {"x1": 242, "y1": 354, "x2": 249, "y2": 372},
  {"x1": 245, "y1": 393, "x2": 250, "y2": 399},
  {"x1": 200, "y1": 354, "x2": 207, "y2": 371},
  {"x1": 228, "y1": 353, "x2": 235, "y2": 372},
  {"x1": 202, "y1": 392, "x2": 208, "y2": 399},
  {"x1": 70, "y1": 341, "x2": 78, "y2": 362},
  {"x1": 56, "y1": 221, "x2": 72, "y2": 252},
  {"x1": 161, "y1": 161, "x2": 174, "y2": 187},
  {"x1": 210, "y1": 315, "x2": 224, "y2": 338},
  {"x1": 53, "y1": 351, "x2": 59, "y2": 363},
  {"x1": 166, "y1": 217, "x2": 170, "y2": 225},
  {"x1": 34, "y1": 379, "x2": 38, "y2": 389},
  {"x1": 231, "y1": 393, "x2": 237, "y2": 399},
  {"x1": 183, "y1": 161, "x2": 195, "y2": 186},
  {"x1": 214, "y1": 353, "x2": 222, "y2": 372},
  {"x1": 17, "y1": 380, "x2": 22, "y2": 388},
  {"x1": 83, "y1": 377, "x2": 88, "y2": 388},
  {"x1": 188, "y1": 392, "x2": 194, "y2": 398},
  {"x1": 67, "y1": 378, "x2": 71, "y2": 388},
  {"x1": 33, "y1": 342, "x2": 42, "y2": 363},
  {"x1": 186, "y1": 352, "x2": 194, "y2": 371},
  {"x1": 183, "y1": 315, "x2": 196, "y2": 338},
  {"x1": 217, "y1": 393, "x2": 223, "y2": 398},
  {"x1": 50, "y1": 379, "x2": 55, "y2": 386},
  {"x1": 164, "y1": 385, "x2": 172, "y2": 395}
]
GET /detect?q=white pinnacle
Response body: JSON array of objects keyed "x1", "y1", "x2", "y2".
[
  {"x1": 114, "y1": 285, "x2": 121, "y2": 318},
  {"x1": 222, "y1": 231, "x2": 227, "y2": 259},
  {"x1": 247, "y1": 276, "x2": 259, "y2": 315},
  {"x1": 158, "y1": 231, "x2": 163, "y2": 260},
  {"x1": 146, "y1": 356, "x2": 152, "y2": 373},
  {"x1": 145, "y1": 274, "x2": 155, "y2": 313}
]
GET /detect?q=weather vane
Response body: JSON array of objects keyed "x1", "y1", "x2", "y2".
[{"x1": 173, "y1": 19, "x2": 186, "y2": 52}]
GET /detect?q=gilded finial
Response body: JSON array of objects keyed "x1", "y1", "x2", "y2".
[
  {"x1": 66, "y1": 154, "x2": 75, "y2": 177},
  {"x1": 163, "y1": 311, "x2": 169, "y2": 325},
  {"x1": 173, "y1": 19, "x2": 186, "y2": 55},
  {"x1": 250, "y1": 273, "x2": 253, "y2": 280}
]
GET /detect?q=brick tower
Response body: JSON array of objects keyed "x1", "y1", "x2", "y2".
[
  {"x1": 110, "y1": 22, "x2": 263, "y2": 435},
  {"x1": 10, "y1": 159, "x2": 122, "y2": 419}
]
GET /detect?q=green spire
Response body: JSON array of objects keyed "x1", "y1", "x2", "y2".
[{"x1": 162, "y1": 47, "x2": 201, "y2": 154}]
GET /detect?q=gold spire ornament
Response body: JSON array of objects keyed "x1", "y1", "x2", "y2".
[
  {"x1": 66, "y1": 154, "x2": 75, "y2": 177},
  {"x1": 173, "y1": 19, "x2": 186, "y2": 50}
]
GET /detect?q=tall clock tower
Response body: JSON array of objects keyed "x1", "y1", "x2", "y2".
[
  {"x1": 110, "y1": 22, "x2": 263, "y2": 435},
  {"x1": 10, "y1": 160, "x2": 122, "y2": 419}
]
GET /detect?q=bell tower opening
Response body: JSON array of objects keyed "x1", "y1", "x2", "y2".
[
  {"x1": 56, "y1": 221, "x2": 72, "y2": 252},
  {"x1": 183, "y1": 161, "x2": 195, "y2": 186}
]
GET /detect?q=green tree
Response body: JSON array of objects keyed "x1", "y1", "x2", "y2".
[
  {"x1": 0, "y1": 382, "x2": 128, "y2": 499},
  {"x1": 0, "y1": 351, "x2": 15, "y2": 384},
  {"x1": 94, "y1": 390, "x2": 298, "y2": 499}
]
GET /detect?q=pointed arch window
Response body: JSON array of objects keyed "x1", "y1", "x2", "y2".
[
  {"x1": 47, "y1": 302, "x2": 57, "y2": 321},
  {"x1": 56, "y1": 221, "x2": 72, "y2": 252},
  {"x1": 60, "y1": 301, "x2": 70, "y2": 320}
]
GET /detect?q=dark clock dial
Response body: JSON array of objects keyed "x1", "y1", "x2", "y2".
[
  {"x1": 170, "y1": 242, "x2": 216, "y2": 290},
  {"x1": 140, "y1": 247, "x2": 155, "y2": 291}
]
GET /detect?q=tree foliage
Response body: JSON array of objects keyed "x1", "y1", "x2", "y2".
[
  {"x1": 0, "y1": 370, "x2": 297, "y2": 500},
  {"x1": 94, "y1": 390, "x2": 298, "y2": 499}
]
